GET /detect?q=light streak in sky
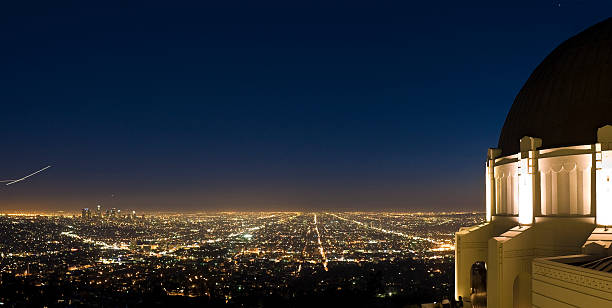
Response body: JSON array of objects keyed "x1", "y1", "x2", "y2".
[{"x1": 5, "y1": 165, "x2": 52, "y2": 186}]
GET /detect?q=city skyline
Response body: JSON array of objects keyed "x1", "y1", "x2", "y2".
[
  {"x1": 0, "y1": 211, "x2": 482, "y2": 306},
  {"x1": 1, "y1": 2, "x2": 611, "y2": 212},
  {"x1": 3, "y1": 2, "x2": 612, "y2": 307}
]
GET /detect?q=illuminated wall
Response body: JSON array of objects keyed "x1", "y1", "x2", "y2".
[
  {"x1": 494, "y1": 161, "x2": 519, "y2": 215},
  {"x1": 487, "y1": 137, "x2": 612, "y2": 226},
  {"x1": 539, "y1": 154, "x2": 591, "y2": 216},
  {"x1": 596, "y1": 149, "x2": 612, "y2": 226},
  {"x1": 491, "y1": 146, "x2": 596, "y2": 222},
  {"x1": 518, "y1": 156, "x2": 533, "y2": 224},
  {"x1": 486, "y1": 164, "x2": 492, "y2": 221}
]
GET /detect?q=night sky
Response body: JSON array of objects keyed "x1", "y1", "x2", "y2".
[{"x1": 0, "y1": 1, "x2": 610, "y2": 212}]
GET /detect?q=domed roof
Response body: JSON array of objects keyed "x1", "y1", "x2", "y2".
[{"x1": 498, "y1": 17, "x2": 612, "y2": 156}]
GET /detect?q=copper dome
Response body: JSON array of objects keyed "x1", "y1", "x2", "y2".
[{"x1": 498, "y1": 17, "x2": 612, "y2": 156}]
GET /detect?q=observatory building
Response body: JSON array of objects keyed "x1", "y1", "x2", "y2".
[{"x1": 455, "y1": 18, "x2": 612, "y2": 307}]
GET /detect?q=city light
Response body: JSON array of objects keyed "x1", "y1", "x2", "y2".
[{"x1": 0, "y1": 211, "x2": 484, "y2": 305}]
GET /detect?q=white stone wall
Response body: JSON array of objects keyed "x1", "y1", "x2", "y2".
[
  {"x1": 532, "y1": 257, "x2": 612, "y2": 307},
  {"x1": 539, "y1": 154, "x2": 591, "y2": 216},
  {"x1": 495, "y1": 161, "x2": 520, "y2": 215}
]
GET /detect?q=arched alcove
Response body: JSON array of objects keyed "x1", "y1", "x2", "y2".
[
  {"x1": 513, "y1": 273, "x2": 531, "y2": 308},
  {"x1": 470, "y1": 261, "x2": 487, "y2": 308}
]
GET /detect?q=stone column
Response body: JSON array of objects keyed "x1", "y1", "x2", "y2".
[
  {"x1": 519, "y1": 136, "x2": 542, "y2": 225},
  {"x1": 486, "y1": 148, "x2": 501, "y2": 221},
  {"x1": 596, "y1": 125, "x2": 612, "y2": 225}
]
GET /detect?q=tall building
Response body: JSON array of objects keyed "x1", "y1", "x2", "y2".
[
  {"x1": 455, "y1": 18, "x2": 612, "y2": 307},
  {"x1": 81, "y1": 208, "x2": 90, "y2": 219}
]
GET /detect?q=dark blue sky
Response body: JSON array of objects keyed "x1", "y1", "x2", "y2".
[{"x1": 0, "y1": 1, "x2": 610, "y2": 212}]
